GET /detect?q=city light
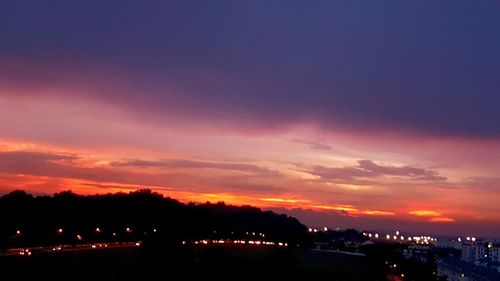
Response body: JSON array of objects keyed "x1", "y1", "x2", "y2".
[{"x1": 95, "y1": 227, "x2": 101, "y2": 233}]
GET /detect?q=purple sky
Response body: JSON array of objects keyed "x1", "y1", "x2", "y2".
[{"x1": 1, "y1": 1, "x2": 500, "y2": 237}]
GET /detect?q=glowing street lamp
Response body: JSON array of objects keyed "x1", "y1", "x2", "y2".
[
  {"x1": 95, "y1": 227, "x2": 101, "y2": 233},
  {"x1": 126, "y1": 227, "x2": 132, "y2": 233},
  {"x1": 15, "y1": 230, "x2": 21, "y2": 236},
  {"x1": 57, "y1": 228, "x2": 63, "y2": 234}
]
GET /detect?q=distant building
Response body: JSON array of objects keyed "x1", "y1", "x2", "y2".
[
  {"x1": 461, "y1": 240, "x2": 500, "y2": 265},
  {"x1": 488, "y1": 243, "x2": 500, "y2": 263},
  {"x1": 474, "y1": 243, "x2": 486, "y2": 261},
  {"x1": 461, "y1": 243, "x2": 474, "y2": 262}
]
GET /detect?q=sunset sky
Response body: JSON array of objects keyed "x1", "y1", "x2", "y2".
[{"x1": 1, "y1": 1, "x2": 500, "y2": 236}]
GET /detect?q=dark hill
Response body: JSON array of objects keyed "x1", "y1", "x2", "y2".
[{"x1": 0, "y1": 189, "x2": 308, "y2": 249}]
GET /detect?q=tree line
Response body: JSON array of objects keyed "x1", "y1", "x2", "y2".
[{"x1": 0, "y1": 189, "x2": 309, "y2": 249}]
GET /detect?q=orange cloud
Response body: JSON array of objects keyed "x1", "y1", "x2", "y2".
[
  {"x1": 362, "y1": 210, "x2": 395, "y2": 216},
  {"x1": 311, "y1": 204, "x2": 359, "y2": 213},
  {"x1": 408, "y1": 210, "x2": 441, "y2": 217},
  {"x1": 429, "y1": 217, "x2": 455, "y2": 223},
  {"x1": 408, "y1": 210, "x2": 455, "y2": 223}
]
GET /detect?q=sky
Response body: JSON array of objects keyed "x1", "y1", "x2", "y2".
[{"x1": 1, "y1": 1, "x2": 500, "y2": 236}]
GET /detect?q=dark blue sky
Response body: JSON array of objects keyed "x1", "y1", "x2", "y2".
[{"x1": 1, "y1": 0, "x2": 500, "y2": 136}]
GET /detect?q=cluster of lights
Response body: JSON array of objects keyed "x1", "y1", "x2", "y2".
[
  {"x1": 456, "y1": 236, "x2": 477, "y2": 243},
  {"x1": 18, "y1": 249, "x2": 32, "y2": 256},
  {"x1": 15, "y1": 241, "x2": 143, "y2": 256},
  {"x1": 363, "y1": 231, "x2": 437, "y2": 245},
  {"x1": 362, "y1": 233, "x2": 380, "y2": 239},
  {"x1": 12, "y1": 226, "x2": 161, "y2": 248},
  {"x1": 190, "y1": 239, "x2": 288, "y2": 247},
  {"x1": 245, "y1": 232, "x2": 266, "y2": 237},
  {"x1": 308, "y1": 226, "x2": 329, "y2": 233},
  {"x1": 385, "y1": 261, "x2": 407, "y2": 279}
]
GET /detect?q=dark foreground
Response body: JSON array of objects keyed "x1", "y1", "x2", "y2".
[{"x1": 0, "y1": 245, "x2": 380, "y2": 281}]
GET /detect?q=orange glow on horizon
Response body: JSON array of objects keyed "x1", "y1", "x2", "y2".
[
  {"x1": 258, "y1": 198, "x2": 310, "y2": 204},
  {"x1": 0, "y1": 131, "x2": 499, "y2": 234}
]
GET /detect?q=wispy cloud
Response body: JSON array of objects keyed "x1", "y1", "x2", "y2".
[
  {"x1": 111, "y1": 158, "x2": 282, "y2": 178},
  {"x1": 292, "y1": 139, "x2": 331, "y2": 150},
  {"x1": 408, "y1": 209, "x2": 455, "y2": 223},
  {"x1": 303, "y1": 160, "x2": 447, "y2": 183}
]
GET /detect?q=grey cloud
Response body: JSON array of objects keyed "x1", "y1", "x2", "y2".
[
  {"x1": 305, "y1": 160, "x2": 446, "y2": 182},
  {"x1": 111, "y1": 159, "x2": 282, "y2": 178}
]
